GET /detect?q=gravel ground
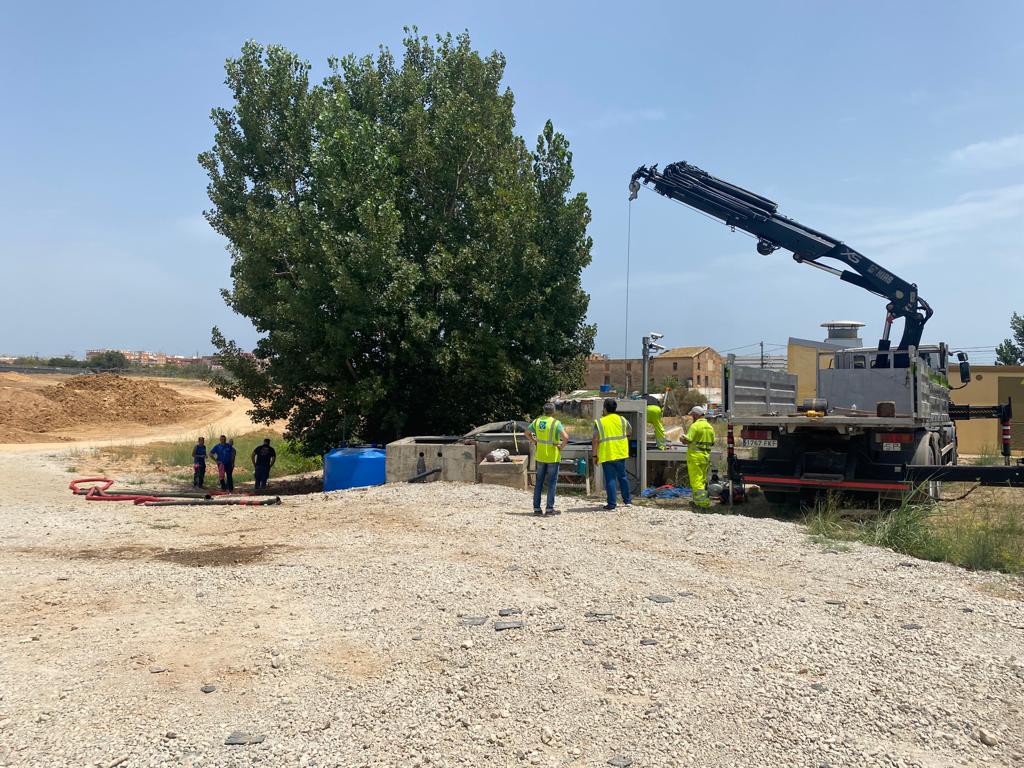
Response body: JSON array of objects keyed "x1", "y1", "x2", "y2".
[{"x1": 1, "y1": 452, "x2": 1022, "y2": 768}]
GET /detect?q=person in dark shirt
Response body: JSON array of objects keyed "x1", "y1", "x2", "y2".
[
  {"x1": 191, "y1": 436, "x2": 207, "y2": 488},
  {"x1": 251, "y1": 438, "x2": 277, "y2": 490}
]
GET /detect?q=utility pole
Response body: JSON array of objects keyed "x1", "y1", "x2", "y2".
[{"x1": 760, "y1": 341, "x2": 765, "y2": 369}]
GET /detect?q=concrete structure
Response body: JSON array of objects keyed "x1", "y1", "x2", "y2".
[
  {"x1": 385, "y1": 438, "x2": 478, "y2": 484},
  {"x1": 950, "y1": 366, "x2": 1024, "y2": 455},
  {"x1": 584, "y1": 346, "x2": 723, "y2": 404}
]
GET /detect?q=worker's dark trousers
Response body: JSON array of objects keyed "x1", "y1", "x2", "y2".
[
  {"x1": 254, "y1": 465, "x2": 270, "y2": 490},
  {"x1": 193, "y1": 461, "x2": 206, "y2": 488},
  {"x1": 222, "y1": 463, "x2": 234, "y2": 492},
  {"x1": 602, "y1": 459, "x2": 632, "y2": 508}
]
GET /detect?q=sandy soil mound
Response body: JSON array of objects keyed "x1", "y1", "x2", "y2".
[{"x1": 0, "y1": 374, "x2": 202, "y2": 441}]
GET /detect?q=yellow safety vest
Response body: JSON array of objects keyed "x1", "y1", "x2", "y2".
[
  {"x1": 685, "y1": 418, "x2": 716, "y2": 454},
  {"x1": 532, "y1": 416, "x2": 563, "y2": 464},
  {"x1": 595, "y1": 414, "x2": 629, "y2": 463}
]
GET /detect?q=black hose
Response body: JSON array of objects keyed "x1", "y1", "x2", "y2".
[
  {"x1": 409, "y1": 468, "x2": 442, "y2": 483},
  {"x1": 141, "y1": 497, "x2": 282, "y2": 507}
]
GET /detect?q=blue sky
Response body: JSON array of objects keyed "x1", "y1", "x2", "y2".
[{"x1": 1, "y1": 1, "x2": 1021, "y2": 363}]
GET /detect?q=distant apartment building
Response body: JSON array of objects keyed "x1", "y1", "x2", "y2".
[
  {"x1": 584, "y1": 346, "x2": 723, "y2": 404},
  {"x1": 85, "y1": 349, "x2": 221, "y2": 369}
]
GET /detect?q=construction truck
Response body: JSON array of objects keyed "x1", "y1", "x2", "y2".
[{"x1": 630, "y1": 161, "x2": 1024, "y2": 502}]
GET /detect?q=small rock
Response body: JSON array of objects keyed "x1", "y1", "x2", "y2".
[
  {"x1": 810, "y1": 683, "x2": 827, "y2": 692},
  {"x1": 225, "y1": 731, "x2": 265, "y2": 746},
  {"x1": 541, "y1": 726, "x2": 553, "y2": 745},
  {"x1": 164, "y1": 732, "x2": 177, "y2": 739},
  {"x1": 200, "y1": 685, "x2": 216, "y2": 694},
  {"x1": 107, "y1": 757, "x2": 129, "y2": 768},
  {"x1": 582, "y1": 639, "x2": 597, "y2": 647},
  {"x1": 461, "y1": 617, "x2": 487, "y2": 627},
  {"x1": 898, "y1": 561, "x2": 919, "y2": 568},
  {"x1": 901, "y1": 623, "x2": 923, "y2": 630},
  {"x1": 608, "y1": 757, "x2": 633, "y2": 767},
  {"x1": 677, "y1": 591, "x2": 695, "y2": 597},
  {"x1": 461, "y1": 639, "x2": 473, "y2": 650},
  {"x1": 494, "y1": 621, "x2": 523, "y2": 631},
  {"x1": 978, "y1": 728, "x2": 999, "y2": 746},
  {"x1": 270, "y1": 656, "x2": 283, "y2": 669},
  {"x1": 545, "y1": 625, "x2": 565, "y2": 632},
  {"x1": 962, "y1": 607, "x2": 974, "y2": 613},
  {"x1": 646, "y1": 594, "x2": 674, "y2": 604},
  {"x1": 149, "y1": 666, "x2": 167, "y2": 674},
  {"x1": 412, "y1": 634, "x2": 424, "y2": 641},
  {"x1": 56, "y1": 576, "x2": 70, "y2": 581},
  {"x1": 601, "y1": 661, "x2": 617, "y2": 671},
  {"x1": 498, "y1": 608, "x2": 522, "y2": 617},
  {"x1": 824, "y1": 600, "x2": 845, "y2": 606},
  {"x1": 640, "y1": 638, "x2": 658, "y2": 646}
]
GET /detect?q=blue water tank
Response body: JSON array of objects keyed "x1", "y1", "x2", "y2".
[
  {"x1": 599, "y1": 384, "x2": 612, "y2": 393},
  {"x1": 323, "y1": 447, "x2": 386, "y2": 491}
]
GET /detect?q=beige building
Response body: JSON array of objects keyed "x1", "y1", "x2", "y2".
[
  {"x1": 951, "y1": 366, "x2": 1024, "y2": 456},
  {"x1": 583, "y1": 346, "x2": 723, "y2": 404}
]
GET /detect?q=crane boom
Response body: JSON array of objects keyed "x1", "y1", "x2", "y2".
[{"x1": 629, "y1": 162, "x2": 932, "y2": 367}]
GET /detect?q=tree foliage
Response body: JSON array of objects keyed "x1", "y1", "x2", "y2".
[
  {"x1": 90, "y1": 350, "x2": 129, "y2": 370},
  {"x1": 995, "y1": 312, "x2": 1024, "y2": 365},
  {"x1": 200, "y1": 32, "x2": 594, "y2": 452}
]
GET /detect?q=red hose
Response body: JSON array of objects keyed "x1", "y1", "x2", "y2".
[{"x1": 70, "y1": 476, "x2": 268, "y2": 505}]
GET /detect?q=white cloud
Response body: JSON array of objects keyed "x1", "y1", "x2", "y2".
[
  {"x1": 946, "y1": 134, "x2": 1024, "y2": 172},
  {"x1": 588, "y1": 108, "x2": 666, "y2": 131}
]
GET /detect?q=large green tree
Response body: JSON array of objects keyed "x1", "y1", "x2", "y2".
[
  {"x1": 995, "y1": 312, "x2": 1023, "y2": 365},
  {"x1": 200, "y1": 32, "x2": 594, "y2": 452}
]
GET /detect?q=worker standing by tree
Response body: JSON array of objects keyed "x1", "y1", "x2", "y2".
[
  {"x1": 210, "y1": 435, "x2": 232, "y2": 491},
  {"x1": 591, "y1": 398, "x2": 633, "y2": 511},
  {"x1": 251, "y1": 438, "x2": 277, "y2": 491},
  {"x1": 646, "y1": 397, "x2": 667, "y2": 449},
  {"x1": 191, "y1": 436, "x2": 207, "y2": 488},
  {"x1": 525, "y1": 403, "x2": 570, "y2": 516},
  {"x1": 681, "y1": 405, "x2": 715, "y2": 508}
]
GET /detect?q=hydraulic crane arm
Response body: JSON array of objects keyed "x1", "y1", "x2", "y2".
[{"x1": 629, "y1": 162, "x2": 933, "y2": 364}]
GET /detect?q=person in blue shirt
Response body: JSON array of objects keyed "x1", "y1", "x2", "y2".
[
  {"x1": 191, "y1": 436, "x2": 207, "y2": 488},
  {"x1": 209, "y1": 435, "x2": 235, "y2": 491}
]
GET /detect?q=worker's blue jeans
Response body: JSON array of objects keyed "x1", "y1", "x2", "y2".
[
  {"x1": 602, "y1": 459, "x2": 631, "y2": 508},
  {"x1": 534, "y1": 461, "x2": 559, "y2": 510}
]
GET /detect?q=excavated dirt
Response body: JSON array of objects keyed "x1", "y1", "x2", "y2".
[{"x1": 0, "y1": 374, "x2": 206, "y2": 442}]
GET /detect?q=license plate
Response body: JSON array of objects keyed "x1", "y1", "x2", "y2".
[
  {"x1": 741, "y1": 439, "x2": 778, "y2": 448},
  {"x1": 882, "y1": 442, "x2": 902, "y2": 452}
]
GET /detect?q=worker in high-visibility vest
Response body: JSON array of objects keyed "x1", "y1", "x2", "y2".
[
  {"x1": 590, "y1": 398, "x2": 633, "y2": 510},
  {"x1": 646, "y1": 400, "x2": 666, "y2": 449},
  {"x1": 525, "y1": 402, "x2": 569, "y2": 516},
  {"x1": 681, "y1": 405, "x2": 716, "y2": 508}
]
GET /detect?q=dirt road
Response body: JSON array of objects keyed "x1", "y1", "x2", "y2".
[{"x1": 1, "y1": 434, "x2": 1022, "y2": 768}]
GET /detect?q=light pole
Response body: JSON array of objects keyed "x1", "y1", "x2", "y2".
[{"x1": 641, "y1": 332, "x2": 666, "y2": 397}]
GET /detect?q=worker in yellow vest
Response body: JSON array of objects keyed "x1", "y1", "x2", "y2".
[
  {"x1": 681, "y1": 405, "x2": 716, "y2": 508},
  {"x1": 646, "y1": 398, "x2": 667, "y2": 449},
  {"x1": 590, "y1": 398, "x2": 633, "y2": 510},
  {"x1": 526, "y1": 402, "x2": 569, "y2": 516}
]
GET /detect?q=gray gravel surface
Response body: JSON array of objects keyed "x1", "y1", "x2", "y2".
[{"x1": 1, "y1": 454, "x2": 1022, "y2": 768}]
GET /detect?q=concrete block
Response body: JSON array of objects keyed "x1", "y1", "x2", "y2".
[
  {"x1": 478, "y1": 455, "x2": 528, "y2": 490},
  {"x1": 386, "y1": 438, "x2": 478, "y2": 484}
]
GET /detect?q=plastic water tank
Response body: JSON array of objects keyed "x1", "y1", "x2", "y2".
[{"x1": 323, "y1": 447, "x2": 386, "y2": 491}]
